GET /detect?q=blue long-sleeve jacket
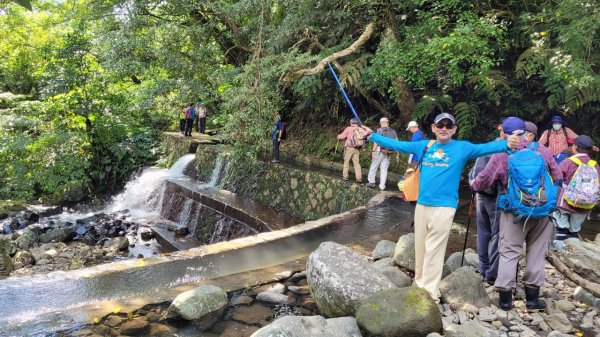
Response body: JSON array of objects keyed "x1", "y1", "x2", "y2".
[{"x1": 371, "y1": 133, "x2": 509, "y2": 208}]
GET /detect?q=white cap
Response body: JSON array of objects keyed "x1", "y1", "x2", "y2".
[
  {"x1": 380, "y1": 117, "x2": 389, "y2": 123},
  {"x1": 406, "y1": 121, "x2": 418, "y2": 131}
]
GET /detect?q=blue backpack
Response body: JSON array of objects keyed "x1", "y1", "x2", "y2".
[{"x1": 497, "y1": 142, "x2": 558, "y2": 220}]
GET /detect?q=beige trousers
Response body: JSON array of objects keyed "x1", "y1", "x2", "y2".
[
  {"x1": 414, "y1": 204, "x2": 457, "y2": 299},
  {"x1": 343, "y1": 147, "x2": 362, "y2": 181}
]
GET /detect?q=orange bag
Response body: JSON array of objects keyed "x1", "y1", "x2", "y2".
[{"x1": 401, "y1": 140, "x2": 435, "y2": 202}]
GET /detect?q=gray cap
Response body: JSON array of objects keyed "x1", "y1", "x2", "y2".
[
  {"x1": 575, "y1": 135, "x2": 594, "y2": 151},
  {"x1": 524, "y1": 122, "x2": 538, "y2": 137},
  {"x1": 350, "y1": 118, "x2": 358, "y2": 125},
  {"x1": 434, "y1": 113, "x2": 456, "y2": 124}
]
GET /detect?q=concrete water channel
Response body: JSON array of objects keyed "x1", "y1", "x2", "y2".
[
  {"x1": 0, "y1": 151, "x2": 416, "y2": 336},
  {"x1": 4, "y1": 142, "x2": 599, "y2": 336}
]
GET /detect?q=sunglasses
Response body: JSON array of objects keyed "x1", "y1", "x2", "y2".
[{"x1": 435, "y1": 122, "x2": 455, "y2": 129}]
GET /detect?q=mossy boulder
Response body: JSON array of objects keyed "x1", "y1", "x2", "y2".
[
  {"x1": 356, "y1": 286, "x2": 443, "y2": 337},
  {"x1": 306, "y1": 242, "x2": 396, "y2": 317}
]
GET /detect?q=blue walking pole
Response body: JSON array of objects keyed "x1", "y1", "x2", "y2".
[{"x1": 328, "y1": 63, "x2": 362, "y2": 126}]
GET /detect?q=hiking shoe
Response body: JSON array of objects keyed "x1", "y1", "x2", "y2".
[
  {"x1": 356, "y1": 180, "x2": 363, "y2": 184},
  {"x1": 366, "y1": 183, "x2": 376, "y2": 188},
  {"x1": 271, "y1": 159, "x2": 280, "y2": 163},
  {"x1": 342, "y1": 177, "x2": 349, "y2": 181}
]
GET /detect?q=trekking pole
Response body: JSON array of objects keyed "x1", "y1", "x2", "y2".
[
  {"x1": 328, "y1": 63, "x2": 363, "y2": 126},
  {"x1": 461, "y1": 190, "x2": 476, "y2": 267}
]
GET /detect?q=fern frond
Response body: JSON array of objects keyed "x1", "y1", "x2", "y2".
[
  {"x1": 411, "y1": 94, "x2": 453, "y2": 121},
  {"x1": 454, "y1": 102, "x2": 480, "y2": 139},
  {"x1": 516, "y1": 47, "x2": 547, "y2": 78}
]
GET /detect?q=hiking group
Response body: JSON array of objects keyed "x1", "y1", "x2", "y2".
[
  {"x1": 178, "y1": 100, "x2": 208, "y2": 136},
  {"x1": 353, "y1": 113, "x2": 600, "y2": 313}
]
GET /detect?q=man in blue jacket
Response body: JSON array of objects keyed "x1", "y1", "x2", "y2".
[{"x1": 364, "y1": 112, "x2": 520, "y2": 300}]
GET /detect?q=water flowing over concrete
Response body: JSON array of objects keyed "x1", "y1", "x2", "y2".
[
  {"x1": 0, "y1": 195, "x2": 413, "y2": 336},
  {"x1": 107, "y1": 154, "x2": 196, "y2": 218}
]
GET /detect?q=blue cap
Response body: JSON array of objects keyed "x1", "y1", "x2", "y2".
[
  {"x1": 434, "y1": 113, "x2": 456, "y2": 124},
  {"x1": 501, "y1": 117, "x2": 526, "y2": 135},
  {"x1": 550, "y1": 115, "x2": 565, "y2": 125}
]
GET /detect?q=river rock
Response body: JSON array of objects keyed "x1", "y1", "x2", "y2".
[
  {"x1": 372, "y1": 240, "x2": 396, "y2": 261},
  {"x1": 356, "y1": 287, "x2": 442, "y2": 337},
  {"x1": 439, "y1": 266, "x2": 490, "y2": 309},
  {"x1": 444, "y1": 321, "x2": 492, "y2": 337},
  {"x1": 372, "y1": 257, "x2": 394, "y2": 271},
  {"x1": 555, "y1": 299, "x2": 576, "y2": 312},
  {"x1": 393, "y1": 233, "x2": 416, "y2": 271},
  {"x1": 168, "y1": 285, "x2": 227, "y2": 324},
  {"x1": 446, "y1": 250, "x2": 479, "y2": 272},
  {"x1": 0, "y1": 252, "x2": 12, "y2": 277},
  {"x1": 15, "y1": 228, "x2": 40, "y2": 249},
  {"x1": 543, "y1": 312, "x2": 573, "y2": 333},
  {"x1": 250, "y1": 315, "x2": 361, "y2": 337},
  {"x1": 306, "y1": 242, "x2": 396, "y2": 317},
  {"x1": 380, "y1": 267, "x2": 412, "y2": 287},
  {"x1": 556, "y1": 237, "x2": 600, "y2": 283},
  {"x1": 104, "y1": 237, "x2": 129, "y2": 252},
  {"x1": 23, "y1": 211, "x2": 40, "y2": 223},
  {"x1": 39, "y1": 226, "x2": 76, "y2": 244},
  {"x1": 14, "y1": 250, "x2": 35, "y2": 266},
  {"x1": 120, "y1": 318, "x2": 150, "y2": 336},
  {"x1": 0, "y1": 237, "x2": 17, "y2": 256}
]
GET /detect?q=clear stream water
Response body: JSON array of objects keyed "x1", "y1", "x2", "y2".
[{"x1": 0, "y1": 155, "x2": 415, "y2": 336}]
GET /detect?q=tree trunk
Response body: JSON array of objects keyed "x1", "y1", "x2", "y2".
[{"x1": 547, "y1": 250, "x2": 600, "y2": 298}]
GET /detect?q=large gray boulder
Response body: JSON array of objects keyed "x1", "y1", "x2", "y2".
[
  {"x1": 372, "y1": 240, "x2": 396, "y2": 261},
  {"x1": 306, "y1": 242, "x2": 396, "y2": 317},
  {"x1": 168, "y1": 285, "x2": 227, "y2": 324},
  {"x1": 356, "y1": 287, "x2": 442, "y2": 337},
  {"x1": 393, "y1": 234, "x2": 415, "y2": 271},
  {"x1": 250, "y1": 315, "x2": 361, "y2": 337},
  {"x1": 39, "y1": 226, "x2": 76, "y2": 244},
  {"x1": 15, "y1": 228, "x2": 40, "y2": 249},
  {"x1": 556, "y1": 237, "x2": 600, "y2": 283},
  {"x1": 439, "y1": 266, "x2": 490, "y2": 309},
  {"x1": 445, "y1": 250, "x2": 479, "y2": 272}
]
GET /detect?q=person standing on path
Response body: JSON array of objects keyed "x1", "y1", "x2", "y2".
[
  {"x1": 271, "y1": 112, "x2": 284, "y2": 163},
  {"x1": 552, "y1": 135, "x2": 600, "y2": 250},
  {"x1": 178, "y1": 104, "x2": 186, "y2": 135},
  {"x1": 337, "y1": 118, "x2": 365, "y2": 183},
  {"x1": 366, "y1": 117, "x2": 397, "y2": 190},
  {"x1": 184, "y1": 102, "x2": 196, "y2": 137},
  {"x1": 406, "y1": 121, "x2": 426, "y2": 168},
  {"x1": 468, "y1": 125, "x2": 504, "y2": 284},
  {"x1": 196, "y1": 100, "x2": 207, "y2": 134},
  {"x1": 539, "y1": 116, "x2": 578, "y2": 157},
  {"x1": 471, "y1": 117, "x2": 562, "y2": 312},
  {"x1": 364, "y1": 112, "x2": 520, "y2": 300}
]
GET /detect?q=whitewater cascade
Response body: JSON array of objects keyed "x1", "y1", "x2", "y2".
[{"x1": 106, "y1": 154, "x2": 196, "y2": 217}]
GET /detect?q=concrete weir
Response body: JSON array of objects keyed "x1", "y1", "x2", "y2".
[{"x1": 0, "y1": 193, "x2": 412, "y2": 336}]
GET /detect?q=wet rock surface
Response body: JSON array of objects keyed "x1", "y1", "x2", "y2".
[
  {"x1": 63, "y1": 238, "x2": 600, "y2": 337},
  {"x1": 0, "y1": 206, "x2": 162, "y2": 277}
]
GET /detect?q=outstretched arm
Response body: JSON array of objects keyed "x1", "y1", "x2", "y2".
[
  {"x1": 369, "y1": 132, "x2": 423, "y2": 155},
  {"x1": 471, "y1": 153, "x2": 505, "y2": 191}
]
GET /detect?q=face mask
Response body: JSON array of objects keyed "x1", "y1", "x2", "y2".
[{"x1": 552, "y1": 124, "x2": 562, "y2": 131}]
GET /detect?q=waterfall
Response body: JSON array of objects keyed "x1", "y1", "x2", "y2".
[
  {"x1": 206, "y1": 153, "x2": 227, "y2": 188},
  {"x1": 208, "y1": 217, "x2": 258, "y2": 244},
  {"x1": 106, "y1": 154, "x2": 196, "y2": 217}
]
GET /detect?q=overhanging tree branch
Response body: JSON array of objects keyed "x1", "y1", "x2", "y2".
[{"x1": 283, "y1": 22, "x2": 376, "y2": 83}]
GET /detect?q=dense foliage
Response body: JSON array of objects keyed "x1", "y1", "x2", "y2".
[{"x1": 1, "y1": 0, "x2": 599, "y2": 202}]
